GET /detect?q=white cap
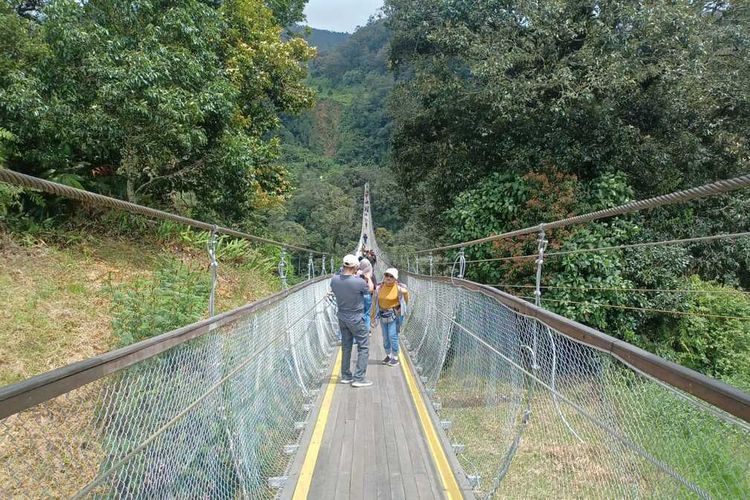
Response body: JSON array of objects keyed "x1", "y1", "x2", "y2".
[
  {"x1": 342, "y1": 254, "x2": 358, "y2": 267},
  {"x1": 384, "y1": 268, "x2": 399, "y2": 280}
]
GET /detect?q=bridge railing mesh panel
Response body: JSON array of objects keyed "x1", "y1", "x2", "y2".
[
  {"x1": 0, "y1": 279, "x2": 336, "y2": 499},
  {"x1": 401, "y1": 274, "x2": 750, "y2": 499}
]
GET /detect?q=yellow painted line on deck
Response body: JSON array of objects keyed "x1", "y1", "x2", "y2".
[
  {"x1": 292, "y1": 348, "x2": 342, "y2": 499},
  {"x1": 400, "y1": 353, "x2": 463, "y2": 499}
]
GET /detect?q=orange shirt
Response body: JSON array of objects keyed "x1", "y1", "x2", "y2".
[{"x1": 371, "y1": 282, "x2": 410, "y2": 321}]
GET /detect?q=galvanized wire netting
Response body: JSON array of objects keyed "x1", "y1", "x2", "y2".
[
  {"x1": 0, "y1": 279, "x2": 337, "y2": 499},
  {"x1": 355, "y1": 185, "x2": 390, "y2": 281},
  {"x1": 401, "y1": 275, "x2": 750, "y2": 499}
]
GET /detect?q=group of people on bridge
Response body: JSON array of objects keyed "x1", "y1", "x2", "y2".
[{"x1": 330, "y1": 253, "x2": 409, "y2": 388}]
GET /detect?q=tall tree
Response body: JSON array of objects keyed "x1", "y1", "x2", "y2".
[
  {"x1": 0, "y1": 0, "x2": 314, "y2": 224},
  {"x1": 386, "y1": 0, "x2": 750, "y2": 227}
]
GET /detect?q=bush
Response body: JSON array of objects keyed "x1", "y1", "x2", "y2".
[
  {"x1": 110, "y1": 260, "x2": 209, "y2": 346},
  {"x1": 655, "y1": 276, "x2": 750, "y2": 390}
]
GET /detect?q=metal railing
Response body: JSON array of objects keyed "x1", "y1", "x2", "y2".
[
  {"x1": 401, "y1": 273, "x2": 750, "y2": 499},
  {"x1": 0, "y1": 277, "x2": 338, "y2": 499}
]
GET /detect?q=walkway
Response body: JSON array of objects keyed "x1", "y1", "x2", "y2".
[{"x1": 283, "y1": 324, "x2": 452, "y2": 499}]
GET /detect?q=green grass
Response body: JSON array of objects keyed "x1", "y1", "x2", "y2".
[
  {"x1": 0, "y1": 227, "x2": 280, "y2": 386},
  {"x1": 433, "y1": 371, "x2": 750, "y2": 499}
]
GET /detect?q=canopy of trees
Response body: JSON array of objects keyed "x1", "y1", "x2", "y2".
[
  {"x1": 386, "y1": 0, "x2": 749, "y2": 222},
  {"x1": 274, "y1": 18, "x2": 406, "y2": 255},
  {"x1": 1, "y1": 0, "x2": 314, "y2": 225},
  {"x1": 384, "y1": 0, "x2": 750, "y2": 388}
]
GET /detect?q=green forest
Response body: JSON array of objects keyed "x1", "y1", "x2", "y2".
[{"x1": 1, "y1": 0, "x2": 750, "y2": 391}]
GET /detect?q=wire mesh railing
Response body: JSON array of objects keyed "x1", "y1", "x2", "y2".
[
  {"x1": 356, "y1": 184, "x2": 390, "y2": 280},
  {"x1": 0, "y1": 277, "x2": 338, "y2": 499},
  {"x1": 401, "y1": 273, "x2": 750, "y2": 499}
]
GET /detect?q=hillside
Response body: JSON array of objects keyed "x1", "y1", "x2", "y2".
[
  {"x1": 0, "y1": 218, "x2": 280, "y2": 386},
  {"x1": 276, "y1": 19, "x2": 404, "y2": 255},
  {"x1": 291, "y1": 25, "x2": 350, "y2": 53}
]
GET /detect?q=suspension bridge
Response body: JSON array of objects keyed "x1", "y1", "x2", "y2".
[{"x1": 0, "y1": 170, "x2": 749, "y2": 499}]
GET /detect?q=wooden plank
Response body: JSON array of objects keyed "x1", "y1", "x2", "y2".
[
  {"x1": 381, "y1": 375, "x2": 406, "y2": 500},
  {"x1": 393, "y1": 374, "x2": 420, "y2": 499},
  {"x1": 308, "y1": 382, "x2": 345, "y2": 498},
  {"x1": 402, "y1": 474, "x2": 420, "y2": 500},
  {"x1": 334, "y1": 402, "x2": 355, "y2": 499},
  {"x1": 401, "y1": 381, "x2": 429, "y2": 475},
  {"x1": 334, "y1": 470, "x2": 352, "y2": 500},
  {"x1": 372, "y1": 398, "x2": 390, "y2": 499},
  {"x1": 363, "y1": 473, "x2": 378, "y2": 500},
  {"x1": 302, "y1": 320, "x2": 451, "y2": 500},
  {"x1": 414, "y1": 473, "x2": 438, "y2": 500},
  {"x1": 393, "y1": 380, "x2": 415, "y2": 475},
  {"x1": 281, "y1": 349, "x2": 339, "y2": 500},
  {"x1": 350, "y1": 382, "x2": 367, "y2": 499},
  {"x1": 370, "y1": 324, "x2": 391, "y2": 499}
]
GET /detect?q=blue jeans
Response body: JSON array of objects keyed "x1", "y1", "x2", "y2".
[
  {"x1": 381, "y1": 316, "x2": 401, "y2": 357},
  {"x1": 339, "y1": 317, "x2": 369, "y2": 382},
  {"x1": 362, "y1": 294, "x2": 372, "y2": 331}
]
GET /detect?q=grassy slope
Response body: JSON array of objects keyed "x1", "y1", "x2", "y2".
[{"x1": 0, "y1": 228, "x2": 280, "y2": 386}]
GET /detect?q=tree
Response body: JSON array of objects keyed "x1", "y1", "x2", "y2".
[
  {"x1": 0, "y1": 0, "x2": 315, "y2": 225},
  {"x1": 385, "y1": 0, "x2": 750, "y2": 228}
]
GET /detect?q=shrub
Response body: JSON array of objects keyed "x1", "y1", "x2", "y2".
[
  {"x1": 110, "y1": 260, "x2": 209, "y2": 346},
  {"x1": 656, "y1": 276, "x2": 750, "y2": 390}
]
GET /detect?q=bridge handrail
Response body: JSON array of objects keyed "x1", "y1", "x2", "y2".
[
  {"x1": 0, "y1": 275, "x2": 332, "y2": 420},
  {"x1": 408, "y1": 273, "x2": 750, "y2": 425},
  {"x1": 0, "y1": 169, "x2": 330, "y2": 256},
  {"x1": 416, "y1": 173, "x2": 750, "y2": 254}
]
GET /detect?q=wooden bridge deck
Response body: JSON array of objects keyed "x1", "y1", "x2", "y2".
[{"x1": 283, "y1": 325, "x2": 462, "y2": 499}]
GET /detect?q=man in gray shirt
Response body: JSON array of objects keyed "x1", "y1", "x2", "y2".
[{"x1": 330, "y1": 254, "x2": 374, "y2": 387}]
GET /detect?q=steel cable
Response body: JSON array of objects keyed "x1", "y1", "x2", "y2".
[
  {"x1": 524, "y1": 297, "x2": 750, "y2": 321},
  {"x1": 463, "y1": 231, "x2": 750, "y2": 264},
  {"x1": 417, "y1": 174, "x2": 750, "y2": 254},
  {"x1": 0, "y1": 169, "x2": 329, "y2": 255}
]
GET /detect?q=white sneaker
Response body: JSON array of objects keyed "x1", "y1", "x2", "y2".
[
  {"x1": 351, "y1": 379, "x2": 373, "y2": 388},
  {"x1": 340, "y1": 378, "x2": 353, "y2": 384}
]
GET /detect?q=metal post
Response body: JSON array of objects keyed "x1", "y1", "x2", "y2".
[
  {"x1": 415, "y1": 255, "x2": 420, "y2": 275},
  {"x1": 532, "y1": 226, "x2": 548, "y2": 370},
  {"x1": 322, "y1": 255, "x2": 326, "y2": 276},
  {"x1": 458, "y1": 247, "x2": 466, "y2": 279},
  {"x1": 407, "y1": 254, "x2": 411, "y2": 273},
  {"x1": 429, "y1": 253, "x2": 434, "y2": 276},
  {"x1": 207, "y1": 225, "x2": 219, "y2": 317},
  {"x1": 307, "y1": 252, "x2": 314, "y2": 280},
  {"x1": 278, "y1": 248, "x2": 288, "y2": 290},
  {"x1": 330, "y1": 257, "x2": 334, "y2": 274},
  {"x1": 534, "y1": 227, "x2": 548, "y2": 307}
]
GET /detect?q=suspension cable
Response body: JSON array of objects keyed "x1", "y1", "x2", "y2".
[
  {"x1": 522, "y1": 297, "x2": 750, "y2": 321},
  {"x1": 0, "y1": 169, "x2": 330, "y2": 256},
  {"x1": 495, "y1": 284, "x2": 750, "y2": 296},
  {"x1": 463, "y1": 231, "x2": 750, "y2": 264},
  {"x1": 416, "y1": 174, "x2": 750, "y2": 254}
]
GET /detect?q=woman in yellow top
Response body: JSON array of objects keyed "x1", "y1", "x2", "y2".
[{"x1": 371, "y1": 268, "x2": 410, "y2": 366}]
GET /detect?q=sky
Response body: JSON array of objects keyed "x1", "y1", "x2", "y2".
[{"x1": 303, "y1": 0, "x2": 384, "y2": 33}]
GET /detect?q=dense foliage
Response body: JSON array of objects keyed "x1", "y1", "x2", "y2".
[
  {"x1": 2, "y1": 0, "x2": 749, "y2": 388},
  {"x1": 386, "y1": 0, "x2": 750, "y2": 222},
  {"x1": 276, "y1": 18, "x2": 406, "y2": 255},
  {"x1": 384, "y1": 0, "x2": 750, "y2": 388},
  {"x1": 1, "y1": 0, "x2": 314, "y2": 225}
]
